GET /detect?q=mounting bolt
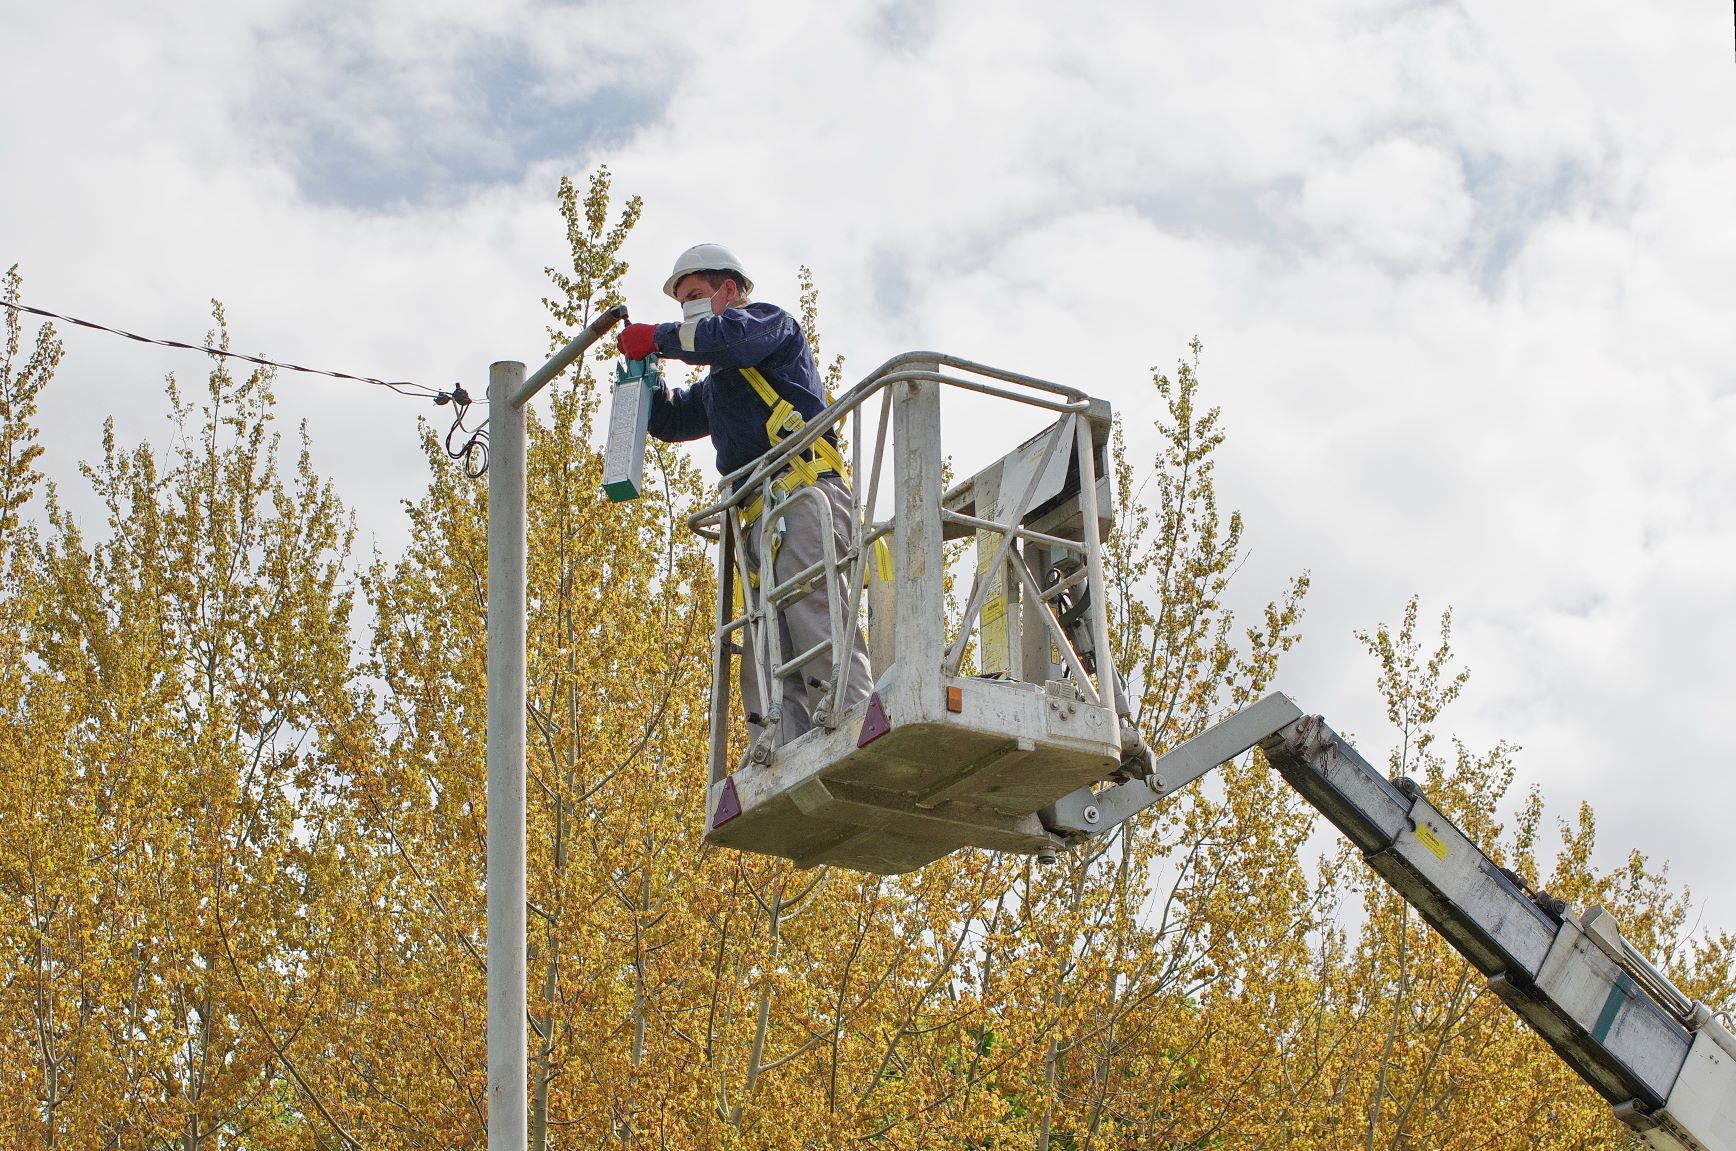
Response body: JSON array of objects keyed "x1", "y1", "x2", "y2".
[{"x1": 1083, "y1": 805, "x2": 1100, "y2": 825}]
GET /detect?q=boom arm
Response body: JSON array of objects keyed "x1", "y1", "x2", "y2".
[{"x1": 1046, "y1": 693, "x2": 1736, "y2": 1150}]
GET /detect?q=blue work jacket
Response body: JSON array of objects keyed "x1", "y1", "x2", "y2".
[{"x1": 645, "y1": 302, "x2": 832, "y2": 478}]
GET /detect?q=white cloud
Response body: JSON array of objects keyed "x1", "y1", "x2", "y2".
[{"x1": 1288, "y1": 139, "x2": 1473, "y2": 267}]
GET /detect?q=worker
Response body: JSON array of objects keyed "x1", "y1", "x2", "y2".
[{"x1": 616, "y1": 243, "x2": 873, "y2": 751}]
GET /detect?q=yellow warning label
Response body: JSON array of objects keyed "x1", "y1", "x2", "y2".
[
  {"x1": 976, "y1": 527, "x2": 1009, "y2": 675},
  {"x1": 1415, "y1": 824, "x2": 1449, "y2": 861}
]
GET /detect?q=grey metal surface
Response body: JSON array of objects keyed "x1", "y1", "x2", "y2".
[
  {"x1": 512, "y1": 304, "x2": 627, "y2": 406},
  {"x1": 485, "y1": 306, "x2": 622, "y2": 1151},
  {"x1": 889, "y1": 368, "x2": 946, "y2": 727},
  {"x1": 1264, "y1": 717, "x2": 1561, "y2": 978},
  {"x1": 941, "y1": 415, "x2": 1073, "y2": 679},
  {"x1": 1261, "y1": 714, "x2": 1696, "y2": 1120},
  {"x1": 1046, "y1": 692, "x2": 1305, "y2": 836},
  {"x1": 708, "y1": 676, "x2": 1119, "y2": 874},
  {"x1": 1489, "y1": 911, "x2": 1691, "y2": 1111},
  {"x1": 1071, "y1": 410, "x2": 1116, "y2": 719},
  {"x1": 1644, "y1": 1027, "x2": 1736, "y2": 1150},
  {"x1": 1150, "y1": 693, "x2": 1304, "y2": 795},
  {"x1": 485, "y1": 359, "x2": 529, "y2": 1151}
]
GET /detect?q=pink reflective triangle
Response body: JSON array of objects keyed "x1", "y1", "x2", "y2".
[
  {"x1": 857, "y1": 691, "x2": 891, "y2": 748},
  {"x1": 713, "y1": 776, "x2": 742, "y2": 828}
]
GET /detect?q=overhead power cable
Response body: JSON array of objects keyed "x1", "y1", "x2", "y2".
[
  {"x1": 1, "y1": 298, "x2": 446, "y2": 399},
  {"x1": 1, "y1": 297, "x2": 489, "y2": 474}
]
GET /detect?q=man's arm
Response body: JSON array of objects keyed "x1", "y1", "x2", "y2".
[
  {"x1": 654, "y1": 305, "x2": 798, "y2": 370},
  {"x1": 646, "y1": 377, "x2": 711, "y2": 443}
]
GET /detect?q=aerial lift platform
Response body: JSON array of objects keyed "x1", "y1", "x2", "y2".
[
  {"x1": 677, "y1": 352, "x2": 1734, "y2": 1149},
  {"x1": 687, "y1": 353, "x2": 1138, "y2": 874}
]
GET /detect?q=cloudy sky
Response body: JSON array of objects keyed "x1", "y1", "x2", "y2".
[{"x1": 4, "y1": 1, "x2": 1733, "y2": 942}]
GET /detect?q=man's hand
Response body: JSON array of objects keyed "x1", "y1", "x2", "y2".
[{"x1": 617, "y1": 323, "x2": 657, "y2": 361}]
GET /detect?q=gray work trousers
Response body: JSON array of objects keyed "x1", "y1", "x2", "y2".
[{"x1": 742, "y1": 474, "x2": 875, "y2": 746}]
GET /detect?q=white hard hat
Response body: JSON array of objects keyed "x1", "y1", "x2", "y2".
[{"x1": 663, "y1": 243, "x2": 754, "y2": 299}]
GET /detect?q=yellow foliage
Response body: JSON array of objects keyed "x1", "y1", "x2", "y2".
[{"x1": 0, "y1": 185, "x2": 1726, "y2": 1151}]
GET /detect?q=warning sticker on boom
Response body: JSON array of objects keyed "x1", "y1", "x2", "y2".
[{"x1": 1415, "y1": 823, "x2": 1450, "y2": 861}]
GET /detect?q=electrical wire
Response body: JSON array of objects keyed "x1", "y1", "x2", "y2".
[
  {"x1": 1, "y1": 299, "x2": 450, "y2": 400},
  {"x1": 2, "y1": 296, "x2": 486, "y2": 472},
  {"x1": 441, "y1": 386, "x2": 489, "y2": 478}
]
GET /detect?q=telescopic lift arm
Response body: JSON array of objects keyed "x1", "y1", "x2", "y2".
[{"x1": 1044, "y1": 693, "x2": 1736, "y2": 1151}]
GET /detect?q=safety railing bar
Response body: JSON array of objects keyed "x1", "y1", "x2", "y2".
[
  {"x1": 812, "y1": 484, "x2": 852, "y2": 730},
  {"x1": 728, "y1": 520, "x2": 760, "y2": 641},
  {"x1": 703, "y1": 374, "x2": 899, "y2": 513},
  {"x1": 790, "y1": 485, "x2": 843, "y2": 701},
  {"x1": 714, "y1": 527, "x2": 892, "y2": 640},
  {"x1": 739, "y1": 511, "x2": 777, "y2": 726},
  {"x1": 1072, "y1": 411, "x2": 1116, "y2": 719},
  {"x1": 813, "y1": 374, "x2": 900, "y2": 722},
  {"x1": 748, "y1": 483, "x2": 849, "y2": 728},
  {"x1": 690, "y1": 375, "x2": 939, "y2": 519},
  {"x1": 829, "y1": 552, "x2": 874, "y2": 721},
  {"x1": 860, "y1": 349, "x2": 1091, "y2": 404},
  {"x1": 824, "y1": 512, "x2": 892, "y2": 716},
  {"x1": 849, "y1": 394, "x2": 861, "y2": 531},
  {"x1": 706, "y1": 511, "x2": 738, "y2": 789},
  {"x1": 1009, "y1": 549, "x2": 1089, "y2": 667},
  {"x1": 942, "y1": 416, "x2": 1075, "y2": 677},
  {"x1": 776, "y1": 637, "x2": 835, "y2": 681},
  {"x1": 929, "y1": 376, "x2": 1087, "y2": 415},
  {"x1": 755, "y1": 486, "x2": 834, "y2": 609},
  {"x1": 688, "y1": 363, "x2": 1093, "y2": 531},
  {"x1": 1010, "y1": 554, "x2": 1102, "y2": 706},
  {"x1": 832, "y1": 391, "x2": 890, "y2": 709},
  {"x1": 767, "y1": 562, "x2": 827, "y2": 607},
  {"x1": 939, "y1": 509, "x2": 1089, "y2": 556},
  {"x1": 861, "y1": 388, "x2": 892, "y2": 539},
  {"x1": 1037, "y1": 566, "x2": 1090, "y2": 604}
]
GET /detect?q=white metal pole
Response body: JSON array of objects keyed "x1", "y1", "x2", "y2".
[
  {"x1": 486, "y1": 358, "x2": 529, "y2": 1151},
  {"x1": 891, "y1": 365, "x2": 944, "y2": 723},
  {"x1": 1073, "y1": 414, "x2": 1116, "y2": 718},
  {"x1": 485, "y1": 307, "x2": 623, "y2": 1151}
]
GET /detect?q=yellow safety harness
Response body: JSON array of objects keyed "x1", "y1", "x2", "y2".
[
  {"x1": 731, "y1": 366, "x2": 893, "y2": 611},
  {"x1": 737, "y1": 366, "x2": 849, "y2": 527}
]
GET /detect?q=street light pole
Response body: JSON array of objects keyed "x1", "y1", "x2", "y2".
[{"x1": 486, "y1": 306, "x2": 625, "y2": 1150}]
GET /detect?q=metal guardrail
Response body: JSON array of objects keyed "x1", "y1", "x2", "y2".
[{"x1": 687, "y1": 352, "x2": 1109, "y2": 793}]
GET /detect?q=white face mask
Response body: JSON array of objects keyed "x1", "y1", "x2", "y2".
[{"x1": 681, "y1": 293, "x2": 716, "y2": 322}]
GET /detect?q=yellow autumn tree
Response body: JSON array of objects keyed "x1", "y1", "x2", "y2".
[
  {"x1": 328, "y1": 167, "x2": 725, "y2": 1149},
  {"x1": 0, "y1": 265, "x2": 76, "y2": 1144},
  {"x1": 946, "y1": 341, "x2": 1314, "y2": 1150},
  {"x1": 0, "y1": 293, "x2": 366, "y2": 1148}
]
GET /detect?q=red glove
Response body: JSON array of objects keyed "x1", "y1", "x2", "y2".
[{"x1": 617, "y1": 323, "x2": 657, "y2": 361}]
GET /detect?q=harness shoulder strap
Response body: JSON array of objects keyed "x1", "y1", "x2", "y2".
[
  {"x1": 733, "y1": 366, "x2": 850, "y2": 528},
  {"x1": 740, "y1": 367, "x2": 803, "y2": 444},
  {"x1": 740, "y1": 365, "x2": 780, "y2": 407}
]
